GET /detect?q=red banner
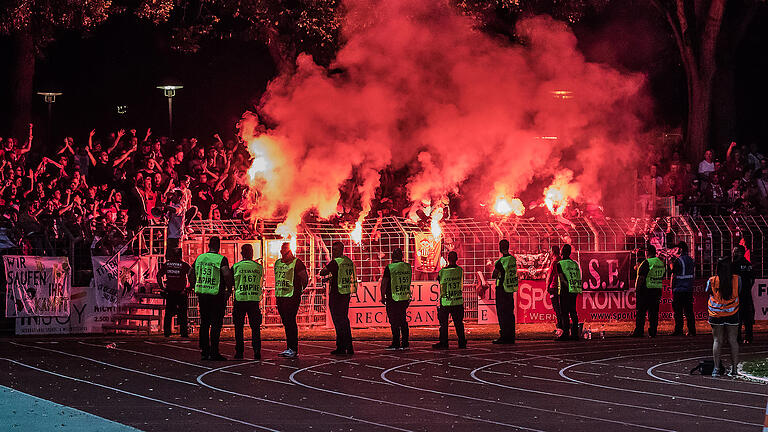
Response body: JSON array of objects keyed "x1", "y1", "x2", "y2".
[{"x1": 414, "y1": 233, "x2": 442, "y2": 273}]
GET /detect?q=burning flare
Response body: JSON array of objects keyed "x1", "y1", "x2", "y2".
[
  {"x1": 349, "y1": 220, "x2": 363, "y2": 244},
  {"x1": 275, "y1": 224, "x2": 298, "y2": 253},
  {"x1": 544, "y1": 186, "x2": 568, "y2": 215},
  {"x1": 430, "y1": 212, "x2": 442, "y2": 240},
  {"x1": 493, "y1": 196, "x2": 525, "y2": 217}
]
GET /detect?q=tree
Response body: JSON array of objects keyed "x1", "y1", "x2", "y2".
[
  {"x1": 0, "y1": 0, "x2": 114, "y2": 138},
  {"x1": 648, "y1": 0, "x2": 763, "y2": 159}
]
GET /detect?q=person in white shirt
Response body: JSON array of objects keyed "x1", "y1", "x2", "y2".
[{"x1": 698, "y1": 149, "x2": 715, "y2": 178}]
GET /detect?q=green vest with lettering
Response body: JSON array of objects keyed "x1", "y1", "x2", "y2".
[
  {"x1": 559, "y1": 259, "x2": 582, "y2": 294},
  {"x1": 194, "y1": 252, "x2": 224, "y2": 295},
  {"x1": 438, "y1": 266, "x2": 464, "y2": 307},
  {"x1": 387, "y1": 261, "x2": 412, "y2": 301},
  {"x1": 496, "y1": 255, "x2": 519, "y2": 293},
  {"x1": 645, "y1": 257, "x2": 665, "y2": 290},
  {"x1": 274, "y1": 258, "x2": 296, "y2": 298},
  {"x1": 335, "y1": 256, "x2": 357, "y2": 294},
  {"x1": 233, "y1": 260, "x2": 263, "y2": 301}
]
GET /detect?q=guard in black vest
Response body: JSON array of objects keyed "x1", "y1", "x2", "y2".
[
  {"x1": 491, "y1": 239, "x2": 518, "y2": 344},
  {"x1": 670, "y1": 241, "x2": 696, "y2": 336},
  {"x1": 157, "y1": 247, "x2": 191, "y2": 337},
  {"x1": 380, "y1": 248, "x2": 412, "y2": 350},
  {"x1": 732, "y1": 245, "x2": 754, "y2": 344}
]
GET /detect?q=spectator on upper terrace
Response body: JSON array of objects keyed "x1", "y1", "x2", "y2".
[{"x1": 698, "y1": 149, "x2": 715, "y2": 178}]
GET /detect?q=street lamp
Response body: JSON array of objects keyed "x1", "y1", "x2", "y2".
[
  {"x1": 157, "y1": 84, "x2": 183, "y2": 138},
  {"x1": 37, "y1": 91, "x2": 62, "y2": 145}
]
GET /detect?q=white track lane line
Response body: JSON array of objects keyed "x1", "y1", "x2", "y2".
[
  {"x1": 288, "y1": 358, "x2": 545, "y2": 432},
  {"x1": 340, "y1": 375, "x2": 393, "y2": 386},
  {"x1": 196, "y1": 360, "x2": 415, "y2": 432},
  {"x1": 0, "y1": 358, "x2": 279, "y2": 432},
  {"x1": 646, "y1": 352, "x2": 768, "y2": 395},
  {"x1": 432, "y1": 375, "x2": 481, "y2": 385},
  {"x1": 10, "y1": 342, "x2": 198, "y2": 387},
  {"x1": 384, "y1": 357, "x2": 675, "y2": 432},
  {"x1": 250, "y1": 375, "x2": 295, "y2": 386}
]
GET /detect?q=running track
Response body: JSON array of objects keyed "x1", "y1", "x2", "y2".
[{"x1": 1, "y1": 336, "x2": 766, "y2": 431}]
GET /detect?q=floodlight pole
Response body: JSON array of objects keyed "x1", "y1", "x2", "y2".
[
  {"x1": 157, "y1": 85, "x2": 183, "y2": 138},
  {"x1": 37, "y1": 92, "x2": 62, "y2": 145}
]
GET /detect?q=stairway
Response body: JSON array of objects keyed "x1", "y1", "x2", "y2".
[{"x1": 102, "y1": 284, "x2": 165, "y2": 334}]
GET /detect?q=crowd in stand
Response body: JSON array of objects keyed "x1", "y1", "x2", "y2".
[{"x1": 639, "y1": 141, "x2": 768, "y2": 216}]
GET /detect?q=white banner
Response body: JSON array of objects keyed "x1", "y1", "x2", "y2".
[
  {"x1": 91, "y1": 255, "x2": 157, "y2": 308},
  {"x1": 753, "y1": 279, "x2": 768, "y2": 321},
  {"x1": 5, "y1": 256, "x2": 70, "y2": 318}
]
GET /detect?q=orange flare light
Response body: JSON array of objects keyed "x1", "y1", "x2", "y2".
[
  {"x1": 349, "y1": 221, "x2": 363, "y2": 244},
  {"x1": 493, "y1": 196, "x2": 525, "y2": 216},
  {"x1": 275, "y1": 224, "x2": 298, "y2": 253},
  {"x1": 544, "y1": 186, "x2": 568, "y2": 215},
  {"x1": 430, "y1": 213, "x2": 442, "y2": 240}
]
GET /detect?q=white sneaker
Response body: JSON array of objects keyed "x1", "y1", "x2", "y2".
[
  {"x1": 284, "y1": 348, "x2": 297, "y2": 358},
  {"x1": 278, "y1": 349, "x2": 292, "y2": 357},
  {"x1": 711, "y1": 368, "x2": 720, "y2": 377}
]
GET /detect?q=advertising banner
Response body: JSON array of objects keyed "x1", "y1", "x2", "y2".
[
  {"x1": 5, "y1": 256, "x2": 70, "y2": 318},
  {"x1": 329, "y1": 281, "x2": 441, "y2": 328},
  {"x1": 414, "y1": 234, "x2": 442, "y2": 273},
  {"x1": 15, "y1": 285, "x2": 88, "y2": 335},
  {"x1": 753, "y1": 279, "x2": 768, "y2": 321},
  {"x1": 576, "y1": 251, "x2": 632, "y2": 291}
]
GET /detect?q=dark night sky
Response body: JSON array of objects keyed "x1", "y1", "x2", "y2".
[{"x1": 1, "y1": 3, "x2": 767, "y2": 151}]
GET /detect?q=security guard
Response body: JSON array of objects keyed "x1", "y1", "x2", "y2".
[
  {"x1": 433, "y1": 251, "x2": 466, "y2": 349},
  {"x1": 232, "y1": 244, "x2": 263, "y2": 360},
  {"x1": 380, "y1": 248, "x2": 412, "y2": 350},
  {"x1": 491, "y1": 239, "x2": 518, "y2": 344},
  {"x1": 556, "y1": 244, "x2": 582, "y2": 341},
  {"x1": 157, "y1": 247, "x2": 191, "y2": 337},
  {"x1": 630, "y1": 245, "x2": 664, "y2": 338},
  {"x1": 671, "y1": 241, "x2": 696, "y2": 336},
  {"x1": 732, "y1": 245, "x2": 754, "y2": 344},
  {"x1": 274, "y1": 242, "x2": 308, "y2": 358},
  {"x1": 188, "y1": 236, "x2": 232, "y2": 361},
  {"x1": 320, "y1": 241, "x2": 356, "y2": 356}
]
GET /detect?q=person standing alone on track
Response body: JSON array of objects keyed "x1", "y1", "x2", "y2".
[
  {"x1": 630, "y1": 245, "x2": 664, "y2": 338},
  {"x1": 232, "y1": 244, "x2": 263, "y2": 360},
  {"x1": 320, "y1": 241, "x2": 356, "y2": 356},
  {"x1": 188, "y1": 236, "x2": 232, "y2": 361},
  {"x1": 731, "y1": 245, "x2": 754, "y2": 344},
  {"x1": 380, "y1": 247, "x2": 412, "y2": 350},
  {"x1": 491, "y1": 239, "x2": 518, "y2": 344},
  {"x1": 671, "y1": 241, "x2": 696, "y2": 336},
  {"x1": 274, "y1": 242, "x2": 308, "y2": 359},
  {"x1": 545, "y1": 245, "x2": 564, "y2": 337},
  {"x1": 157, "y1": 247, "x2": 191, "y2": 338},
  {"x1": 433, "y1": 251, "x2": 466, "y2": 349},
  {"x1": 707, "y1": 257, "x2": 741, "y2": 377},
  {"x1": 556, "y1": 244, "x2": 582, "y2": 341}
]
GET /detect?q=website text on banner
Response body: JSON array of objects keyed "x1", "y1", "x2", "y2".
[
  {"x1": 327, "y1": 281, "x2": 440, "y2": 328},
  {"x1": 4, "y1": 256, "x2": 70, "y2": 318}
]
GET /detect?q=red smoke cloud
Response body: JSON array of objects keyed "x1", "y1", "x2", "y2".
[{"x1": 239, "y1": 0, "x2": 649, "y2": 232}]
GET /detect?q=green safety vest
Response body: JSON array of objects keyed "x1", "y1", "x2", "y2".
[
  {"x1": 387, "y1": 261, "x2": 412, "y2": 301},
  {"x1": 559, "y1": 259, "x2": 582, "y2": 294},
  {"x1": 335, "y1": 256, "x2": 357, "y2": 294},
  {"x1": 233, "y1": 260, "x2": 264, "y2": 301},
  {"x1": 438, "y1": 266, "x2": 464, "y2": 307},
  {"x1": 194, "y1": 252, "x2": 224, "y2": 295},
  {"x1": 644, "y1": 257, "x2": 665, "y2": 290},
  {"x1": 274, "y1": 258, "x2": 296, "y2": 298},
  {"x1": 496, "y1": 255, "x2": 519, "y2": 293}
]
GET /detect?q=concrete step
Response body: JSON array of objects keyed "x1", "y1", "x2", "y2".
[
  {"x1": 111, "y1": 313, "x2": 161, "y2": 321},
  {"x1": 125, "y1": 302, "x2": 166, "y2": 310},
  {"x1": 101, "y1": 323, "x2": 151, "y2": 333}
]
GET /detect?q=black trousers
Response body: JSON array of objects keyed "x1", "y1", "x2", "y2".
[
  {"x1": 550, "y1": 293, "x2": 564, "y2": 330},
  {"x1": 277, "y1": 295, "x2": 301, "y2": 351},
  {"x1": 438, "y1": 304, "x2": 466, "y2": 345},
  {"x1": 739, "y1": 291, "x2": 755, "y2": 342},
  {"x1": 164, "y1": 291, "x2": 188, "y2": 337},
  {"x1": 233, "y1": 300, "x2": 262, "y2": 356},
  {"x1": 634, "y1": 289, "x2": 661, "y2": 336},
  {"x1": 198, "y1": 293, "x2": 226, "y2": 356},
  {"x1": 329, "y1": 293, "x2": 353, "y2": 351},
  {"x1": 672, "y1": 291, "x2": 696, "y2": 335},
  {"x1": 385, "y1": 300, "x2": 409, "y2": 346},
  {"x1": 495, "y1": 288, "x2": 516, "y2": 342},
  {"x1": 558, "y1": 291, "x2": 579, "y2": 337}
]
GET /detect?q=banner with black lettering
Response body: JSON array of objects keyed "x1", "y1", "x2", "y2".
[
  {"x1": 753, "y1": 279, "x2": 768, "y2": 321},
  {"x1": 91, "y1": 255, "x2": 157, "y2": 308},
  {"x1": 4, "y1": 256, "x2": 71, "y2": 317},
  {"x1": 577, "y1": 251, "x2": 631, "y2": 291},
  {"x1": 327, "y1": 281, "x2": 441, "y2": 328}
]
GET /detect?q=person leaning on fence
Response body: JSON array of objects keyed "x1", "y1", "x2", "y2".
[
  {"x1": 274, "y1": 242, "x2": 308, "y2": 359},
  {"x1": 707, "y1": 257, "x2": 741, "y2": 377},
  {"x1": 491, "y1": 239, "x2": 518, "y2": 344},
  {"x1": 320, "y1": 241, "x2": 356, "y2": 356},
  {"x1": 731, "y1": 245, "x2": 755, "y2": 344},
  {"x1": 671, "y1": 241, "x2": 696, "y2": 336},
  {"x1": 630, "y1": 244, "x2": 664, "y2": 338},
  {"x1": 433, "y1": 251, "x2": 467, "y2": 350},
  {"x1": 189, "y1": 236, "x2": 233, "y2": 361},
  {"x1": 556, "y1": 244, "x2": 582, "y2": 341},
  {"x1": 156, "y1": 247, "x2": 191, "y2": 338},
  {"x1": 380, "y1": 247, "x2": 412, "y2": 350},
  {"x1": 232, "y1": 244, "x2": 263, "y2": 360}
]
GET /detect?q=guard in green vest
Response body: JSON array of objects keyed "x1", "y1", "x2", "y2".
[
  {"x1": 433, "y1": 251, "x2": 467, "y2": 349},
  {"x1": 274, "y1": 242, "x2": 308, "y2": 359},
  {"x1": 556, "y1": 244, "x2": 582, "y2": 341},
  {"x1": 631, "y1": 244, "x2": 665, "y2": 338},
  {"x1": 491, "y1": 239, "x2": 518, "y2": 345},
  {"x1": 320, "y1": 241, "x2": 356, "y2": 356},
  {"x1": 233, "y1": 244, "x2": 263, "y2": 359},
  {"x1": 380, "y1": 248, "x2": 412, "y2": 350},
  {"x1": 188, "y1": 236, "x2": 233, "y2": 360}
]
